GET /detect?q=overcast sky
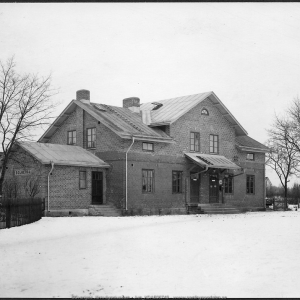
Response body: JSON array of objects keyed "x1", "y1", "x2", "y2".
[{"x1": 1, "y1": 3, "x2": 300, "y2": 186}]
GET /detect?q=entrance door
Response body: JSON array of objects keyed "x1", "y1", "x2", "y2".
[
  {"x1": 209, "y1": 174, "x2": 219, "y2": 203},
  {"x1": 190, "y1": 172, "x2": 200, "y2": 203},
  {"x1": 92, "y1": 171, "x2": 103, "y2": 204}
]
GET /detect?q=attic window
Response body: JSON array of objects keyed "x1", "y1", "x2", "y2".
[
  {"x1": 152, "y1": 102, "x2": 163, "y2": 110},
  {"x1": 201, "y1": 108, "x2": 209, "y2": 115}
]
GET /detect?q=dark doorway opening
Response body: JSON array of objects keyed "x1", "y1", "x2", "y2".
[{"x1": 92, "y1": 171, "x2": 103, "y2": 204}]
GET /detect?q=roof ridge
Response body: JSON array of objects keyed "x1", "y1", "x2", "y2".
[
  {"x1": 100, "y1": 104, "x2": 143, "y2": 133},
  {"x1": 142, "y1": 92, "x2": 211, "y2": 105}
]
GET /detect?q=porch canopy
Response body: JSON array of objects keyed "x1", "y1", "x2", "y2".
[{"x1": 185, "y1": 153, "x2": 241, "y2": 170}]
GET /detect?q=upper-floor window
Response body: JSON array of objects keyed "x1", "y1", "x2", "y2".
[
  {"x1": 142, "y1": 169, "x2": 154, "y2": 193},
  {"x1": 246, "y1": 175, "x2": 255, "y2": 194},
  {"x1": 172, "y1": 171, "x2": 183, "y2": 193},
  {"x1": 190, "y1": 132, "x2": 200, "y2": 152},
  {"x1": 201, "y1": 108, "x2": 209, "y2": 116},
  {"x1": 246, "y1": 153, "x2": 255, "y2": 161},
  {"x1": 67, "y1": 130, "x2": 76, "y2": 145},
  {"x1": 210, "y1": 134, "x2": 219, "y2": 154},
  {"x1": 87, "y1": 127, "x2": 96, "y2": 148},
  {"x1": 224, "y1": 176, "x2": 233, "y2": 194},
  {"x1": 142, "y1": 142, "x2": 154, "y2": 152}
]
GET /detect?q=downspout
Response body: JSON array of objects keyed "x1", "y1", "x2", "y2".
[
  {"x1": 47, "y1": 161, "x2": 55, "y2": 212},
  {"x1": 125, "y1": 137, "x2": 135, "y2": 211},
  {"x1": 191, "y1": 165, "x2": 209, "y2": 177}
]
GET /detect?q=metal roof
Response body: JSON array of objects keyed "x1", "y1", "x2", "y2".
[
  {"x1": 39, "y1": 100, "x2": 174, "y2": 144},
  {"x1": 185, "y1": 153, "x2": 241, "y2": 170},
  {"x1": 18, "y1": 142, "x2": 110, "y2": 168},
  {"x1": 39, "y1": 90, "x2": 248, "y2": 143},
  {"x1": 140, "y1": 91, "x2": 248, "y2": 136},
  {"x1": 236, "y1": 135, "x2": 269, "y2": 152}
]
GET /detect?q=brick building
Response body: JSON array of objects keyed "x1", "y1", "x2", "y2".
[{"x1": 7, "y1": 89, "x2": 269, "y2": 215}]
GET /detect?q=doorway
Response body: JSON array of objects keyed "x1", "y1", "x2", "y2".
[
  {"x1": 92, "y1": 171, "x2": 103, "y2": 204},
  {"x1": 209, "y1": 174, "x2": 219, "y2": 203},
  {"x1": 190, "y1": 172, "x2": 200, "y2": 203}
]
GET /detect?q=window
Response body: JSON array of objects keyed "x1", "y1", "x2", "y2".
[
  {"x1": 142, "y1": 142, "x2": 154, "y2": 152},
  {"x1": 172, "y1": 171, "x2": 183, "y2": 193},
  {"x1": 201, "y1": 108, "x2": 209, "y2": 115},
  {"x1": 210, "y1": 134, "x2": 219, "y2": 154},
  {"x1": 79, "y1": 171, "x2": 87, "y2": 189},
  {"x1": 246, "y1": 175, "x2": 255, "y2": 194},
  {"x1": 224, "y1": 176, "x2": 233, "y2": 194},
  {"x1": 87, "y1": 128, "x2": 96, "y2": 148},
  {"x1": 246, "y1": 153, "x2": 255, "y2": 161},
  {"x1": 190, "y1": 132, "x2": 200, "y2": 152},
  {"x1": 142, "y1": 169, "x2": 154, "y2": 193},
  {"x1": 67, "y1": 130, "x2": 76, "y2": 145}
]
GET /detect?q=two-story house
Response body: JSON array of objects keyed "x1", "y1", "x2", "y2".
[{"x1": 6, "y1": 89, "x2": 269, "y2": 216}]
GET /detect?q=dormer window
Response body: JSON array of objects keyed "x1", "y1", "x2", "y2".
[
  {"x1": 152, "y1": 102, "x2": 163, "y2": 110},
  {"x1": 201, "y1": 108, "x2": 209, "y2": 116}
]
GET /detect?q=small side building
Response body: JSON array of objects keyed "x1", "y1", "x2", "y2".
[{"x1": 5, "y1": 142, "x2": 110, "y2": 216}]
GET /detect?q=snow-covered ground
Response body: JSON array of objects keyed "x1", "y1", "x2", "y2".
[{"x1": 1, "y1": 211, "x2": 300, "y2": 298}]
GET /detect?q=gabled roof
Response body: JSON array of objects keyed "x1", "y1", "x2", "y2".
[
  {"x1": 39, "y1": 100, "x2": 174, "y2": 144},
  {"x1": 236, "y1": 135, "x2": 269, "y2": 153},
  {"x1": 140, "y1": 91, "x2": 248, "y2": 136},
  {"x1": 18, "y1": 142, "x2": 110, "y2": 168},
  {"x1": 185, "y1": 153, "x2": 241, "y2": 170}
]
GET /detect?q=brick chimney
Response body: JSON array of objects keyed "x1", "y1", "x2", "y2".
[
  {"x1": 76, "y1": 89, "x2": 90, "y2": 104},
  {"x1": 123, "y1": 97, "x2": 140, "y2": 113}
]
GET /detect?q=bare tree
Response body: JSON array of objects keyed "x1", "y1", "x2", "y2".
[
  {"x1": 24, "y1": 173, "x2": 41, "y2": 199},
  {"x1": 267, "y1": 115, "x2": 299, "y2": 209},
  {"x1": 0, "y1": 56, "x2": 57, "y2": 198}
]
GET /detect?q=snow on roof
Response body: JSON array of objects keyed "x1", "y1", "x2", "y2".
[{"x1": 18, "y1": 142, "x2": 110, "y2": 168}]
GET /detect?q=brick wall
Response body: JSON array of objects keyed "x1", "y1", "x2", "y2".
[
  {"x1": 46, "y1": 98, "x2": 266, "y2": 212},
  {"x1": 4, "y1": 146, "x2": 48, "y2": 199},
  {"x1": 47, "y1": 165, "x2": 106, "y2": 210}
]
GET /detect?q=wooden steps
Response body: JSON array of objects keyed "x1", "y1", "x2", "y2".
[
  {"x1": 187, "y1": 203, "x2": 242, "y2": 215},
  {"x1": 88, "y1": 204, "x2": 122, "y2": 217}
]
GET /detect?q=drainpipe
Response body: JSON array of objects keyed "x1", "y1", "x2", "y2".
[
  {"x1": 125, "y1": 137, "x2": 135, "y2": 211},
  {"x1": 47, "y1": 161, "x2": 55, "y2": 212},
  {"x1": 192, "y1": 165, "x2": 209, "y2": 177}
]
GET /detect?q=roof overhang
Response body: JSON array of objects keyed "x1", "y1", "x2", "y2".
[
  {"x1": 122, "y1": 134, "x2": 175, "y2": 144},
  {"x1": 39, "y1": 100, "x2": 78, "y2": 143},
  {"x1": 208, "y1": 92, "x2": 248, "y2": 136},
  {"x1": 236, "y1": 144, "x2": 269, "y2": 153},
  {"x1": 185, "y1": 152, "x2": 242, "y2": 170},
  {"x1": 148, "y1": 121, "x2": 171, "y2": 127}
]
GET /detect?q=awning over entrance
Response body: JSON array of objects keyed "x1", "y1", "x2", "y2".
[{"x1": 185, "y1": 153, "x2": 241, "y2": 170}]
